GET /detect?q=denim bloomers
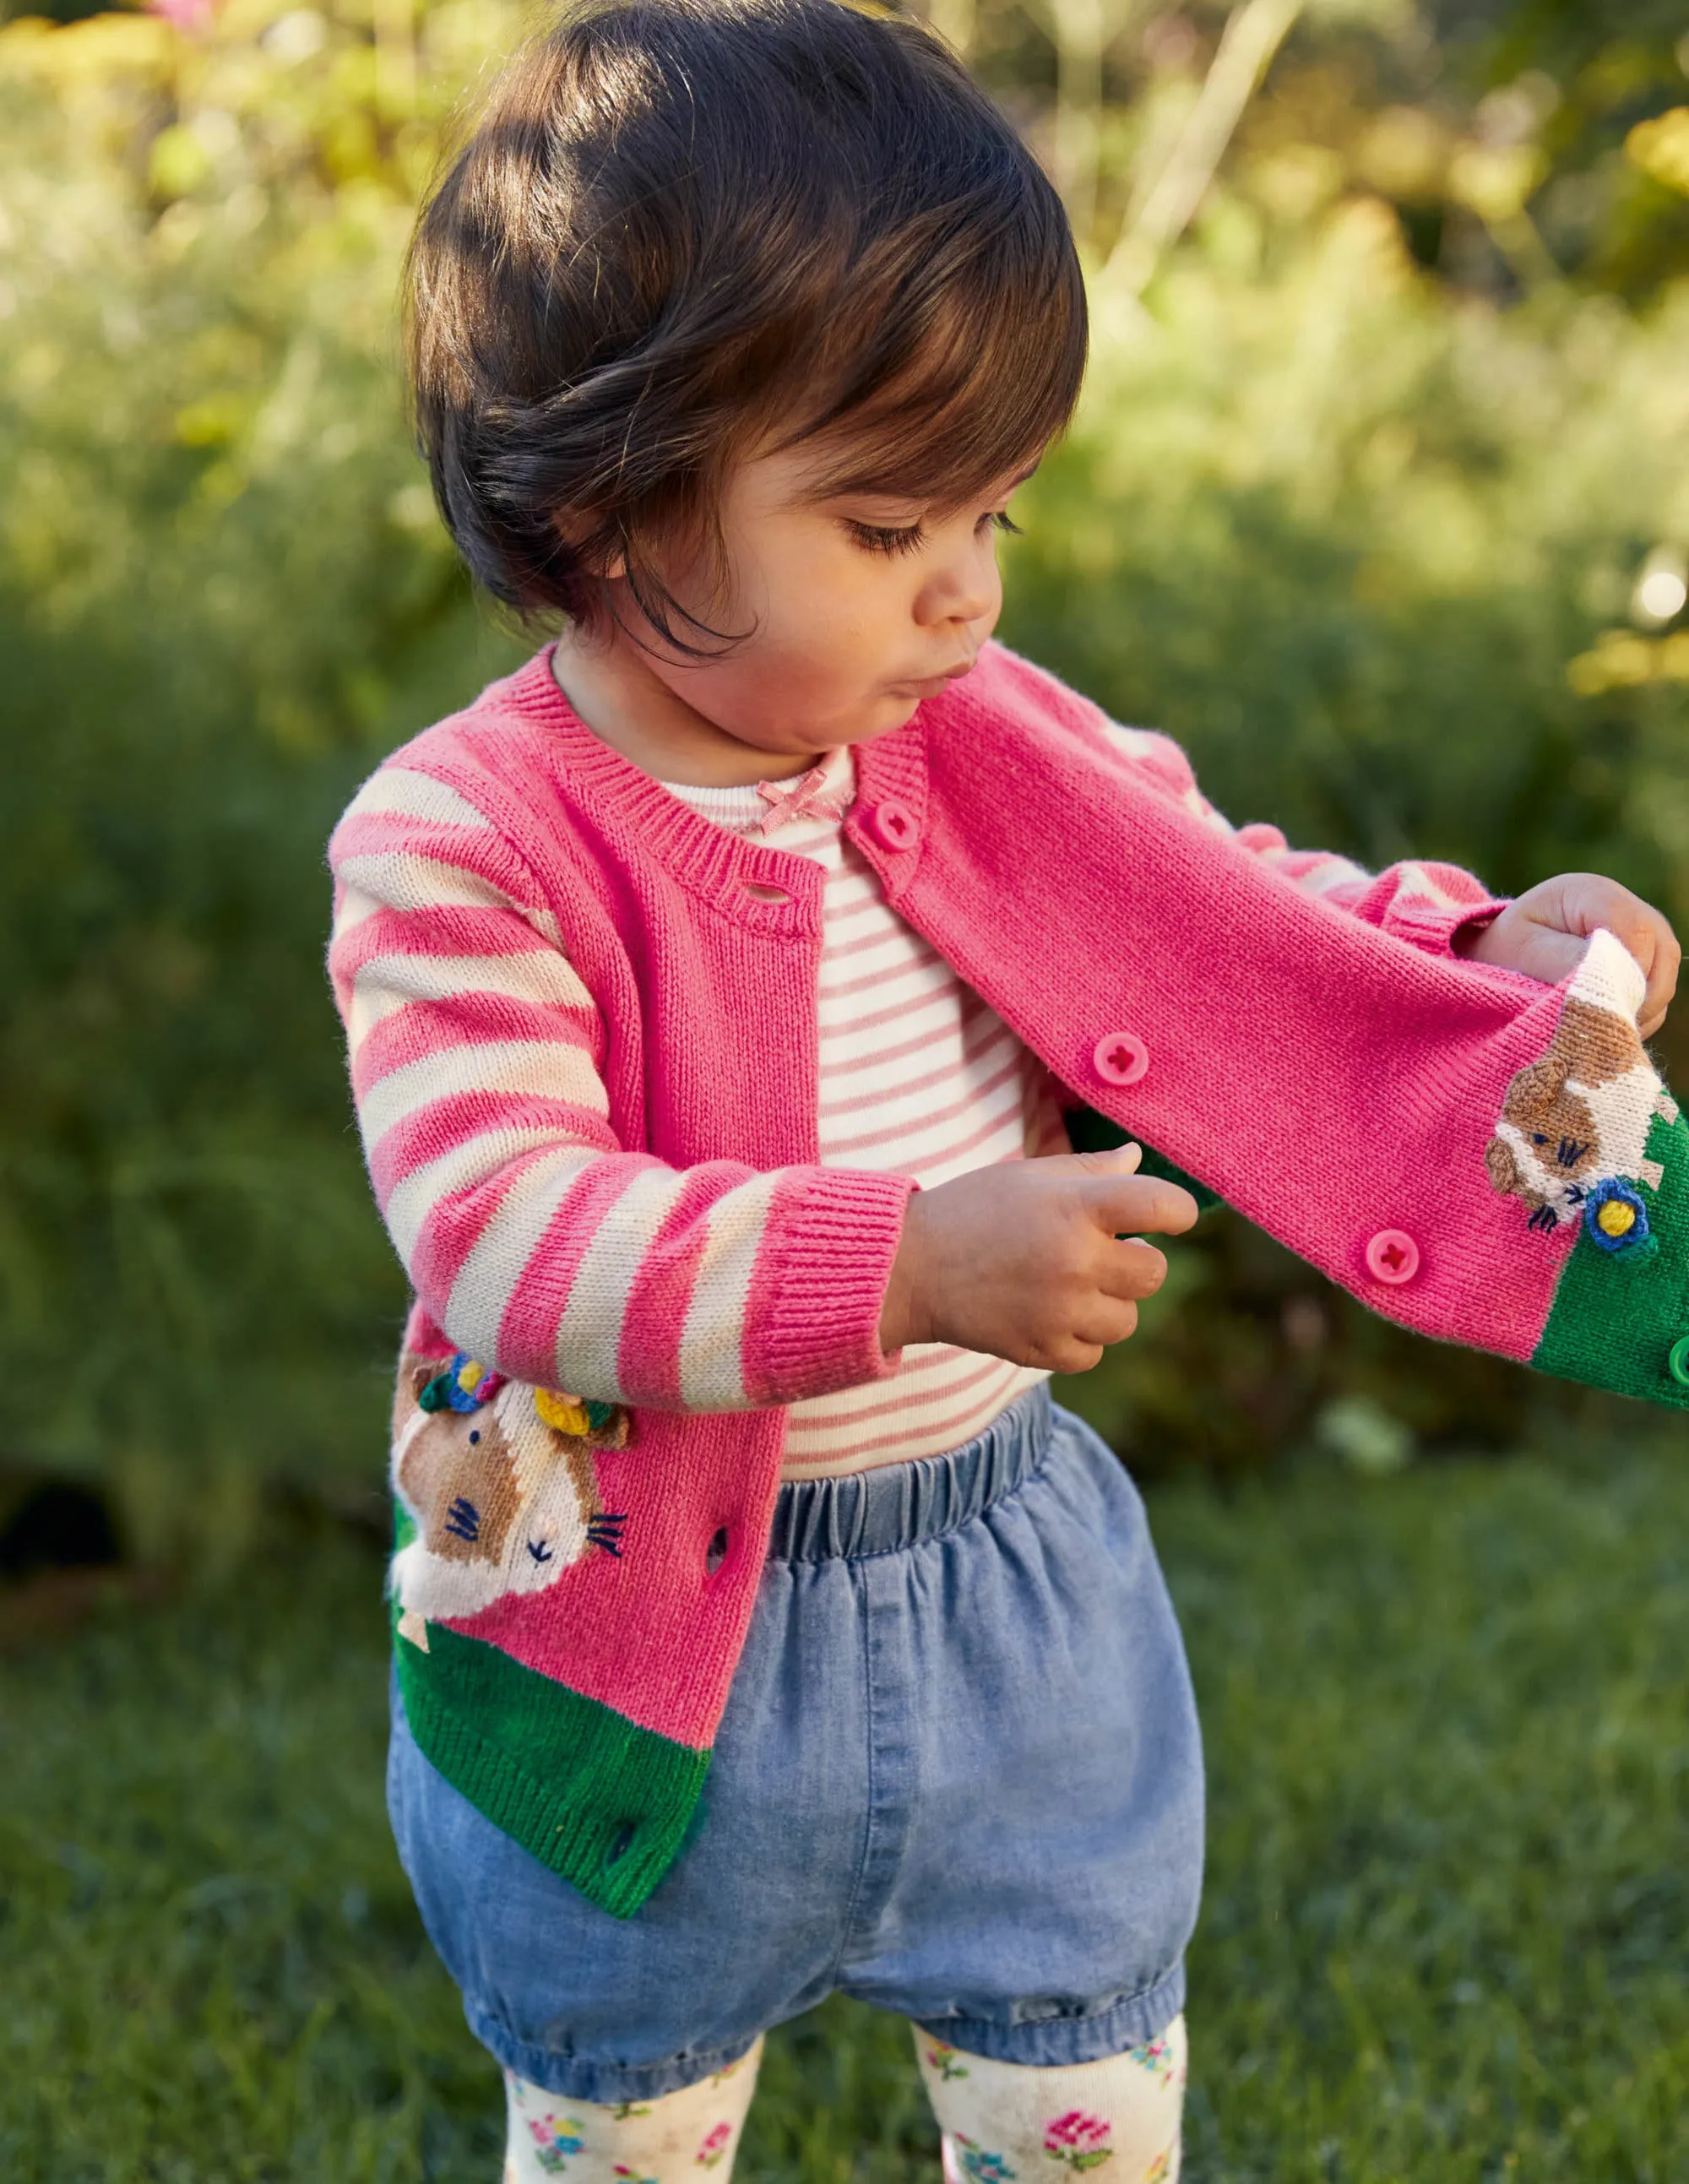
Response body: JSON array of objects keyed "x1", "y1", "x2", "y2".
[{"x1": 386, "y1": 1385, "x2": 1204, "y2": 2105}]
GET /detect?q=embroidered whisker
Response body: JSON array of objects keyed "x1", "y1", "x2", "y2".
[{"x1": 587, "y1": 1513, "x2": 628, "y2": 1557}]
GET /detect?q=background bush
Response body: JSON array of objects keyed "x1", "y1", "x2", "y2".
[{"x1": 3, "y1": 0, "x2": 1687, "y2": 1561}]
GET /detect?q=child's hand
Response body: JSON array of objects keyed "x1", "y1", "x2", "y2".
[
  {"x1": 878, "y1": 1144, "x2": 1199, "y2": 1373},
  {"x1": 1457, "y1": 874, "x2": 1681, "y2": 1037}
]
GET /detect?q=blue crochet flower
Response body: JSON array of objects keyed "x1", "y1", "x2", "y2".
[
  {"x1": 417, "y1": 1351, "x2": 500, "y2": 1413},
  {"x1": 1582, "y1": 1177, "x2": 1650, "y2": 1254}
]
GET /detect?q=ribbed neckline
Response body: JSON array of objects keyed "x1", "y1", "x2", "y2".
[
  {"x1": 486, "y1": 644, "x2": 931, "y2": 924},
  {"x1": 661, "y1": 746, "x2": 855, "y2": 839},
  {"x1": 661, "y1": 777, "x2": 767, "y2": 830}
]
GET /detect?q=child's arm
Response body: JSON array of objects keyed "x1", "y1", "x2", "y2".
[
  {"x1": 1458, "y1": 873, "x2": 1679, "y2": 1036},
  {"x1": 329, "y1": 760, "x2": 1191, "y2": 1408},
  {"x1": 1098, "y1": 720, "x2": 1507, "y2": 958},
  {"x1": 1098, "y1": 720, "x2": 1679, "y2": 1031},
  {"x1": 329, "y1": 763, "x2": 915, "y2": 1411},
  {"x1": 877, "y1": 1143, "x2": 1197, "y2": 1367},
  {"x1": 1069, "y1": 712, "x2": 1689, "y2": 1406}
]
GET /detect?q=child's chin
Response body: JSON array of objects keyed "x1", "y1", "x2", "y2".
[{"x1": 856, "y1": 693, "x2": 922, "y2": 739}]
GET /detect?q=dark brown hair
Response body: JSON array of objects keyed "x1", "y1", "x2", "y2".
[{"x1": 404, "y1": 0, "x2": 1086, "y2": 644}]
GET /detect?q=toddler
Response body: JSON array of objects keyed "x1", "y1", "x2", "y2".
[{"x1": 328, "y1": 2, "x2": 1683, "y2": 2176}]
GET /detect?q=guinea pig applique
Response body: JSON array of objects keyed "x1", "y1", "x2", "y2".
[
  {"x1": 388, "y1": 1352, "x2": 628, "y2": 1649},
  {"x1": 1485, "y1": 926, "x2": 1678, "y2": 1241}
]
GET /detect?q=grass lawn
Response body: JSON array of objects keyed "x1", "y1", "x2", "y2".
[{"x1": 3, "y1": 1432, "x2": 1686, "y2": 2181}]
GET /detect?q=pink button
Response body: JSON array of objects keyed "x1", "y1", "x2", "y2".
[
  {"x1": 866, "y1": 797, "x2": 918, "y2": 851},
  {"x1": 1092, "y1": 1030, "x2": 1150, "y2": 1088},
  {"x1": 1364, "y1": 1229, "x2": 1420, "y2": 1285}
]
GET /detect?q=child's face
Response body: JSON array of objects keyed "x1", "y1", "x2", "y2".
[{"x1": 623, "y1": 444, "x2": 1034, "y2": 756}]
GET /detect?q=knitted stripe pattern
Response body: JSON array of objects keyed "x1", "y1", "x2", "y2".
[
  {"x1": 327, "y1": 638, "x2": 1689, "y2": 1918},
  {"x1": 329, "y1": 762, "x2": 911, "y2": 1415},
  {"x1": 660, "y1": 746, "x2": 1054, "y2": 1475}
]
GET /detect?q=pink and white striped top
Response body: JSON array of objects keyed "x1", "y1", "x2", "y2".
[
  {"x1": 328, "y1": 653, "x2": 1496, "y2": 1486},
  {"x1": 657, "y1": 725, "x2": 1428, "y2": 1473},
  {"x1": 661, "y1": 746, "x2": 1061, "y2": 1474}
]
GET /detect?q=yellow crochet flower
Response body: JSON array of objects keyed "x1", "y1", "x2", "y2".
[{"x1": 535, "y1": 1388, "x2": 592, "y2": 1436}]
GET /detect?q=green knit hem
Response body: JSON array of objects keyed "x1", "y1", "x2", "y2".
[
  {"x1": 1532, "y1": 1111, "x2": 1689, "y2": 1406},
  {"x1": 394, "y1": 1614, "x2": 711, "y2": 1919}
]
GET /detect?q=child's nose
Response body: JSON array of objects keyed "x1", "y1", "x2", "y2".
[{"x1": 915, "y1": 531, "x2": 1001, "y2": 631}]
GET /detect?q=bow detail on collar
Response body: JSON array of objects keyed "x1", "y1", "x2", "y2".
[{"x1": 754, "y1": 754, "x2": 852, "y2": 836}]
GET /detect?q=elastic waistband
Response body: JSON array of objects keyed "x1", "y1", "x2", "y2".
[{"x1": 767, "y1": 1383, "x2": 1054, "y2": 1562}]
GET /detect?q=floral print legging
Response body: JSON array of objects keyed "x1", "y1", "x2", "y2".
[{"x1": 502, "y1": 2016, "x2": 1187, "y2": 2182}]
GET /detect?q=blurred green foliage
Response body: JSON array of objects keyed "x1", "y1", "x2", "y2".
[{"x1": 3, "y1": 0, "x2": 1687, "y2": 1558}]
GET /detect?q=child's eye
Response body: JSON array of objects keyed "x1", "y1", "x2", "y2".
[
  {"x1": 844, "y1": 509, "x2": 1023, "y2": 557},
  {"x1": 845, "y1": 519, "x2": 926, "y2": 557}
]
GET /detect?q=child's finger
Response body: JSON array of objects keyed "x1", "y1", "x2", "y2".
[
  {"x1": 1070, "y1": 1295, "x2": 1142, "y2": 1349},
  {"x1": 1616, "y1": 912, "x2": 1680, "y2": 1033},
  {"x1": 1583, "y1": 914, "x2": 1678, "y2": 1035},
  {"x1": 1561, "y1": 877, "x2": 1680, "y2": 1028},
  {"x1": 1067, "y1": 1142, "x2": 1143, "y2": 1177},
  {"x1": 1083, "y1": 1172, "x2": 1200, "y2": 1238},
  {"x1": 1026, "y1": 1148, "x2": 1196, "y2": 1236},
  {"x1": 1514, "y1": 927, "x2": 1586, "y2": 987},
  {"x1": 1097, "y1": 1238, "x2": 1168, "y2": 1301}
]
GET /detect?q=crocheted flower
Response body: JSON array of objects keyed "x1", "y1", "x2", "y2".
[
  {"x1": 418, "y1": 1351, "x2": 504, "y2": 1414},
  {"x1": 1582, "y1": 1176, "x2": 1651, "y2": 1253},
  {"x1": 925, "y1": 2039, "x2": 970, "y2": 2081},
  {"x1": 953, "y1": 2138, "x2": 1018, "y2": 2183},
  {"x1": 1042, "y1": 2110, "x2": 1115, "y2": 2170},
  {"x1": 696, "y1": 2122, "x2": 734, "y2": 2168},
  {"x1": 613, "y1": 2169, "x2": 660, "y2": 2183},
  {"x1": 535, "y1": 1386, "x2": 622, "y2": 1436},
  {"x1": 1144, "y1": 2153, "x2": 1173, "y2": 2184}
]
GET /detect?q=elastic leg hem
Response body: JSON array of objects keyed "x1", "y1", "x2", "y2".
[
  {"x1": 913, "y1": 1960, "x2": 1186, "y2": 2069},
  {"x1": 465, "y1": 2002, "x2": 764, "y2": 2104}
]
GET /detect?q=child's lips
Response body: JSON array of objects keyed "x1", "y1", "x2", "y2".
[{"x1": 893, "y1": 660, "x2": 976, "y2": 697}]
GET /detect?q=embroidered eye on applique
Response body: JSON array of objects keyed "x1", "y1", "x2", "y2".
[{"x1": 1485, "y1": 931, "x2": 1675, "y2": 1240}]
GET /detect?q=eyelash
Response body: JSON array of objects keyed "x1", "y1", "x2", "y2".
[{"x1": 844, "y1": 511, "x2": 1024, "y2": 558}]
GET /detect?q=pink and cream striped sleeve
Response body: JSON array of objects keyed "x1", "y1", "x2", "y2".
[
  {"x1": 1099, "y1": 720, "x2": 1506, "y2": 951},
  {"x1": 327, "y1": 761, "x2": 914, "y2": 1412}
]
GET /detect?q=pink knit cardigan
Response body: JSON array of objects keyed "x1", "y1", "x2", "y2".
[{"x1": 329, "y1": 640, "x2": 1689, "y2": 1914}]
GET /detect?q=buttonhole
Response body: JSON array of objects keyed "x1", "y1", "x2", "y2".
[
  {"x1": 741, "y1": 881, "x2": 791, "y2": 905},
  {"x1": 705, "y1": 1524, "x2": 730, "y2": 1575},
  {"x1": 605, "y1": 1822, "x2": 637, "y2": 1868}
]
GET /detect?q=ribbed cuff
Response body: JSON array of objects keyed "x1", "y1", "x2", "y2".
[
  {"x1": 1395, "y1": 895, "x2": 1510, "y2": 959},
  {"x1": 742, "y1": 1166, "x2": 920, "y2": 1405}
]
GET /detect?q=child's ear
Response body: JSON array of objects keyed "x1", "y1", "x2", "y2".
[{"x1": 554, "y1": 510, "x2": 624, "y2": 581}]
